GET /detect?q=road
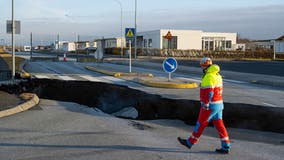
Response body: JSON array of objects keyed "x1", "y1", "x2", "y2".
[
  {"x1": 148, "y1": 59, "x2": 284, "y2": 77},
  {"x1": 24, "y1": 61, "x2": 284, "y2": 108},
  {"x1": 0, "y1": 99, "x2": 283, "y2": 160},
  {"x1": 1, "y1": 57, "x2": 283, "y2": 159}
]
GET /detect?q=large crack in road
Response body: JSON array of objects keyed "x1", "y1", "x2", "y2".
[{"x1": 1, "y1": 79, "x2": 284, "y2": 134}]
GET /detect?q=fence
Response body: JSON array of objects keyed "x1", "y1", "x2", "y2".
[{"x1": 103, "y1": 47, "x2": 284, "y2": 59}]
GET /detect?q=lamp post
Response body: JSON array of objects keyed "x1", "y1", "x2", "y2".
[
  {"x1": 113, "y1": 0, "x2": 123, "y2": 58},
  {"x1": 11, "y1": 0, "x2": 15, "y2": 78},
  {"x1": 134, "y1": 0, "x2": 137, "y2": 59}
]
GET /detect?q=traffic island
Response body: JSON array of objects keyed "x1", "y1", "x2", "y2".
[
  {"x1": 134, "y1": 77, "x2": 198, "y2": 89},
  {"x1": 85, "y1": 66, "x2": 154, "y2": 77},
  {"x1": 85, "y1": 66, "x2": 122, "y2": 77},
  {"x1": 86, "y1": 65, "x2": 198, "y2": 89}
]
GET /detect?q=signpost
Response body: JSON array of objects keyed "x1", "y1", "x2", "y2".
[
  {"x1": 163, "y1": 57, "x2": 178, "y2": 81},
  {"x1": 164, "y1": 31, "x2": 172, "y2": 56},
  {"x1": 125, "y1": 28, "x2": 136, "y2": 73},
  {"x1": 7, "y1": 1, "x2": 21, "y2": 78}
]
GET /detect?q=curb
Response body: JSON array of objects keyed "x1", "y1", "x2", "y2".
[
  {"x1": 0, "y1": 93, "x2": 40, "y2": 118},
  {"x1": 85, "y1": 66, "x2": 154, "y2": 77},
  {"x1": 136, "y1": 78, "x2": 198, "y2": 89},
  {"x1": 85, "y1": 66, "x2": 121, "y2": 77},
  {"x1": 19, "y1": 60, "x2": 31, "y2": 79}
]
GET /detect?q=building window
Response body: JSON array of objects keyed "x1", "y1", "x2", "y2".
[
  {"x1": 144, "y1": 39, "x2": 147, "y2": 48},
  {"x1": 226, "y1": 40, "x2": 232, "y2": 48},
  {"x1": 148, "y1": 39, "x2": 152, "y2": 48}
]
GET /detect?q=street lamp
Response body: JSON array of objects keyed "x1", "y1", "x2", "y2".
[
  {"x1": 134, "y1": 0, "x2": 137, "y2": 59},
  {"x1": 113, "y1": 0, "x2": 123, "y2": 58},
  {"x1": 11, "y1": 0, "x2": 16, "y2": 78}
]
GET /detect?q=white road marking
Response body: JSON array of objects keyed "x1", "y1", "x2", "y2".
[
  {"x1": 101, "y1": 76, "x2": 125, "y2": 82},
  {"x1": 262, "y1": 102, "x2": 276, "y2": 107},
  {"x1": 223, "y1": 79, "x2": 248, "y2": 84},
  {"x1": 34, "y1": 75, "x2": 50, "y2": 79},
  {"x1": 57, "y1": 75, "x2": 76, "y2": 81},
  {"x1": 79, "y1": 75, "x2": 102, "y2": 82},
  {"x1": 176, "y1": 77, "x2": 201, "y2": 82}
]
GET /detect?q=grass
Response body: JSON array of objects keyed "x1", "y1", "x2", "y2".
[{"x1": 0, "y1": 54, "x2": 25, "y2": 72}]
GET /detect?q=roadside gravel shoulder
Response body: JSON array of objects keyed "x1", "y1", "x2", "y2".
[{"x1": 0, "y1": 91, "x2": 22, "y2": 111}]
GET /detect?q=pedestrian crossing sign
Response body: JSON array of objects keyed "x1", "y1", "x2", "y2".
[{"x1": 125, "y1": 28, "x2": 136, "y2": 38}]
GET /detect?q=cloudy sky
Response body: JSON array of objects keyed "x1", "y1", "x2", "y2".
[{"x1": 0, "y1": 0, "x2": 284, "y2": 45}]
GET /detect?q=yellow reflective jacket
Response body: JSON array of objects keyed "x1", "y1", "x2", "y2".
[{"x1": 200, "y1": 64, "x2": 223, "y2": 105}]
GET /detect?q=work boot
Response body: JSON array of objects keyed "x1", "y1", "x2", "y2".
[
  {"x1": 177, "y1": 137, "x2": 192, "y2": 149},
  {"x1": 215, "y1": 148, "x2": 230, "y2": 154}
]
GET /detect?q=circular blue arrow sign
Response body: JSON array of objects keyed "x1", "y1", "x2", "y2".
[{"x1": 163, "y1": 57, "x2": 178, "y2": 73}]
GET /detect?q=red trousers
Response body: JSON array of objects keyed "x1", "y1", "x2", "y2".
[{"x1": 188, "y1": 106, "x2": 231, "y2": 150}]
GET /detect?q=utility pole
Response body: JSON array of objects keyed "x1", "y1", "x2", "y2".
[
  {"x1": 30, "y1": 32, "x2": 33, "y2": 60},
  {"x1": 11, "y1": 0, "x2": 15, "y2": 78},
  {"x1": 273, "y1": 40, "x2": 276, "y2": 60},
  {"x1": 114, "y1": 0, "x2": 123, "y2": 58},
  {"x1": 57, "y1": 33, "x2": 59, "y2": 51},
  {"x1": 76, "y1": 34, "x2": 80, "y2": 62},
  {"x1": 134, "y1": 0, "x2": 137, "y2": 59},
  {"x1": 56, "y1": 33, "x2": 59, "y2": 60}
]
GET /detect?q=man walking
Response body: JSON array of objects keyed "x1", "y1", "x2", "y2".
[{"x1": 178, "y1": 57, "x2": 231, "y2": 154}]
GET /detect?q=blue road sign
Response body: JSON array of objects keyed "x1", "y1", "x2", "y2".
[
  {"x1": 163, "y1": 57, "x2": 178, "y2": 73},
  {"x1": 125, "y1": 28, "x2": 136, "y2": 38}
]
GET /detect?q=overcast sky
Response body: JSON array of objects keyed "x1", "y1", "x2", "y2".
[{"x1": 0, "y1": 0, "x2": 284, "y2": 45}]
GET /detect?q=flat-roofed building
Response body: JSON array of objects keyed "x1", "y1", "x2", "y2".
[{"x1": 137, "y1": 29, "x2": 237, "y2": 51}]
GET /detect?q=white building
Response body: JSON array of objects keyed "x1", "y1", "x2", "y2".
[
  {"x1": 247, "y1": 35, "x2": 284, "y2": 53},
  {"x1": 275, "y1": 35, "x2": 284, "y2": 54},
  {"x1": 55, "y1": 41, "x2": 68, "y2": 51},
  {"x1": 95, "y1": 38, "x2": 125, "y2": 49},
  {"x1": 62, "y1": 42, "x2": 76, "y2": 52},
  {"x1": 137, "y1": 29, "x2": 237, "y2": 51},
  {"x1": 202, "y1": 32, "x2": 237, "y2": 51},
  {"x1": 76, "y1": 41, "x2": 90, "y2": 50}
]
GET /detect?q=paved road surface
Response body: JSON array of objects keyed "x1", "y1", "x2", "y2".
[
  {"x1": 24, "y1": 61, "x2": 284, "y2": 108},
  {"x1": 0, "y1": 99, "x2": 283, "y2": 160},
  {"x1": 147, "y1": 58, "x2": 284, "y2": 77}
]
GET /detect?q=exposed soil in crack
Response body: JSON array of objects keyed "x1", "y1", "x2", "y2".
[{"x1": 1, "y1": 79, "x2": 284, "y2": 134}]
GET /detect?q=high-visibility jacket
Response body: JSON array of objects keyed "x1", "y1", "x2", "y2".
[{"x1": 200, "y1": 64, "x2": 223, "y2": 107}]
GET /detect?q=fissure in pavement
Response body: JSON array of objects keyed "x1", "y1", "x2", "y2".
[{"x1": 1, "y1": 79, "x2": 283, "y2": 134}]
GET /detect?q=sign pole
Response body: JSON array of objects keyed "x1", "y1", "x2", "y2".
[
  {"x1": 12, "y1": 0, "x2": 15, "y2": 79},
  {"x1": 168, "y1": 72, "x2": 171, "y2": 81},
  {"x1": 30, "y1": 32, "x2": 33, "y2": 60},
  {"x1": 134, "y1": 0, "x2": 137, "y2": 59},
  {"x1": 273, "y1": 40, "x2": 276, "y2": 60},
  {"x1": 129, "y1": 40, "x2": 132, "y2": 73}
]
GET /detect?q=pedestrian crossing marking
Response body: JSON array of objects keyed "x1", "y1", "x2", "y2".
[
  {"x1": 57, "y1": 75, "x2": 76, "y2": 81},
  {"x1": 101, "y1": 76, "x2": 125, "y2": 82},
  {"x1": 34, "y1": 75, "x2": 49, "y2": 79},
  {"x1": 79, "y1": 75, "x2": 102, "y2": 82}
]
